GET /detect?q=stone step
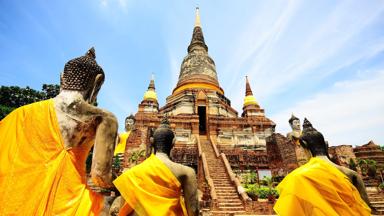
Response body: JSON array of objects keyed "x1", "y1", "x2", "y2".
[
  {"x1": 371, "y1": 201, "x2": 384, "y2": 204},
  {"x1": 217, "y1": 206, "x2": 245, "y2": 211},
  {"x1": 370, "y1": 198, "x2": 384, "y2": 202},
  {"x1": 210, "y1": 210, "x2": 246, "y2": 215},
  {"x1": 212, "y1": 177, "x2": 231, "y2": 180},
  {"x1": 212, "y1": 177, "x2": 230, "y2": 180},
  {"x1": 217, "y1": 192, "x2": 239, "y2": 196},
  {"x1": 214, "y1": 184, "x2": 234, "y2": 187},
  {"x1": 217, "y1": 195, "x2": 240, "y2": 199},
  {"x1": 217, "y1": 200, "x2": 242, "y2": 204},
  {"x1": 216, "y1": 186, "x2": 236, "y2": 189},
  {"x1": 218, "y1": 203, "x2": 243, "y2": 207}
]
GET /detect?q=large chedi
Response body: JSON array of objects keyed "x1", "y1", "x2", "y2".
[{"x1": 125, "y1": 8, "x2": 275, "y2": 214}]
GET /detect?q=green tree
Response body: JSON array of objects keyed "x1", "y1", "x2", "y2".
[
  {"x1": 0, "y1": 84, "x2": 59, "y2": 120},
  {"x1": 357, "y1": 158, "x2": 368, "y2": 176},
  {"x1": 349, "y1": 158, "x2": 357, "y2": 171},
  {"x1": 367, "y1": 159, "x2": 377, "y2": 178}
]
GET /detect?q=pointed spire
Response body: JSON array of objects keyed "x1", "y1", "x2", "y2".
[
  {"x1": 243, "y1": 76, "x2": 259, "y2": 108},
  {"x1": 188, "y1": 7, "x2": 208, "y2": 53},
  {"x1": 148, "y1": 73, "x2": 155, "y2": 90},
  {"x1": 195, "y1": 7, "x2": 201, "y2": 27},
  {"x1": 245, "y1": 76, "x2": 253, "y2": 96},
  {"x1": 143, "y1": 74, "x2": 158, "y2": 101}
]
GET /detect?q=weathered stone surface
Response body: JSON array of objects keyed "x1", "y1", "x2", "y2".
[
  {"x1": 328, "y1": 145, "x2": 356, "y2": 168},
  {"x1": 266, "y1": 133, "x2": 299, "y2": 175},
  {"x1": 354, "y1": 141, "x2": 384, "y2": 170}
]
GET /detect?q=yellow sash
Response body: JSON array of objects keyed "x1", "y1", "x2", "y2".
[
  {"x1": 0, "y1": 99, "x2": 103, "y2": 215},
  {"x1": 114, "y1": 131, "x2": 130, "y2": 156},
  {"x1": 114, "y1": 154, "x2": 187, "y2": 216},
  {"x1": 274, "y1": 157, "x2": 371, "y2": 216}
]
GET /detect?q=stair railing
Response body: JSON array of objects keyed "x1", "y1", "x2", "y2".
[
  {"x1": 221, "y1": 153, "x2": 250, "y2": 202},
  {"x1": 209, "y1": 135, "x2": 250, "y2": 203},
  {"x1": 196, "y1": 135, "x2": 218, "y2": 208},
  {"x1": 209, "y1": 135, "x2": 220, "y2": 157}
]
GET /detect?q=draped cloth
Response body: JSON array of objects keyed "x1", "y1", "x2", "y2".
[
  {"x1": 274, "y1": 157, "x2": 371, "y2": 216},
  {"x1": 113, "y1": 154, "x2": 187, "y2": 216},
  {"x1": 114, "y1": 131, "x2": 130, "y2": 156},
  {"x1": 0, "y1": 99, "x2": 103, "y2": 215}
]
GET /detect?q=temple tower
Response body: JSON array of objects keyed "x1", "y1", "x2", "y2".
[
  {"x1": 161, "y1": 7, "x2": 238, "y2": 137},
  {"x1": 138, "y1": 75, "x2": 159, "y2": 113},
  {"x1": 242, "y1": 76, "x2": 265, "y2": 117}
]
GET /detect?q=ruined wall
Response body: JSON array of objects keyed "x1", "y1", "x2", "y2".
[
  {"x1": 328, "y1": 145, "x2": 356, "y2": 168},
  {"x1": 266, "y1": 133, "x2": 298, "y2": 176}
]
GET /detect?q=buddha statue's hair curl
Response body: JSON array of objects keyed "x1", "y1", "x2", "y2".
[
  {"x1": 61, "y1": 47, "x2": 105, "y2": 91},
  {"x1": 300, "y1": 118, "x2": 327, "y2": 156},
  {"x1": 153, "y1": 115, "x2": 174, "y2": 154}
]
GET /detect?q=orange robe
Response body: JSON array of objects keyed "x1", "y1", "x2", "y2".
[
  {"x1": 0, "y1": 99, "x2": 103, "y2": 215},
  {"x1": 274, "y1": 157, "x2": 371, "y2": 216},
  {"x1": 113, "y1": 154, "x2": 187, "y2": 216}
]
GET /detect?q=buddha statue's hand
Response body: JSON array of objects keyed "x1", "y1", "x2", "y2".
[
  {"x1": 90, "y1": 167, "x2": 114, "y2": 187},
  {"x1": 87, "y1": 178, "x2": 113, "y2": 195}
]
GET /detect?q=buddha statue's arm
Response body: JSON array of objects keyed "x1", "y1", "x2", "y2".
[
  {"x1": 352, "y1": 173, "x2": 371, "y2": 207},
  {"x1": 182, "y1": 167, "x2": 199, "y2": 216},
  {"x1": 91, "y1": 111, "x2": 118, "y2": 188}
]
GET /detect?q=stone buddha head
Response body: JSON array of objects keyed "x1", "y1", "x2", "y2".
[
  {"x1": 299, "y1": 118, "x2": 328, "y2": 157},
  {"x1": 153, "y1": 116, "x2": 175, "y2": 155},
  {"x1": 125, "y1": 114, "x2": 135, "y2": 131},
  {"x1": 288, "y1": 114, "x2": 301, "y2": 131},
  {"x1": 60, "y1": 47, "x2": 105, "y2": 104}
]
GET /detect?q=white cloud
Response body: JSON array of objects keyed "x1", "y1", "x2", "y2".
[
  {"x1": 99, "y1": 0, "x2": 130, "y2": 12},
  {"x1": 168, "y1": 53, "x2": 180, "y2": 93},
  {"x1": 100, "y1": 0, "x2": 108, "y2": 7},
  {"x1": 271, "y1": 70, "x2": 384, "y2": 146},
  {"x1": 224, "y1": 1, "x2": 384, "y2": 113}
]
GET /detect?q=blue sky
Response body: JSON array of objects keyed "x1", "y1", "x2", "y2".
[{"x1": 1, "y1": 0, "x2": 383, "y2": 146}]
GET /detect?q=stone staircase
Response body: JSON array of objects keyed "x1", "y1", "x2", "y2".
[
  {"x1": 368, "y1": 190, "x2": 384, "y2": 215},
  {"x1": 200, "y1": 136, "x2": 246, "y2": 215}
]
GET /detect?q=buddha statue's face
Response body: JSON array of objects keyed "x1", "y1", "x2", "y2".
[
  {"x1": 291, "y1": 119, "x2": 301, "y2": 131},
  {"x1": 125, "y1": 118, "x2": 134, "y2": 131}
]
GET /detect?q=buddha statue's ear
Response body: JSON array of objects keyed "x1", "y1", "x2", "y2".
[
  {"x1": 87, "y1": 73, "x2": 104, "y2": 104},
  {"x1": 172, "y1": 137, "x2": 176, "y2": 148}
]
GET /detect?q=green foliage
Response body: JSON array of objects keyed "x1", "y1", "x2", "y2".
[
  {"x1": 128, "y1": 149, "x2": 145, "y2": 165},
  {"x1": 0, "y1": 84, "x2": 60, "y2": 120},
  {"x1": 0, "y1": 105, "x2": 15, "y2": 120},
  {"x1": 348, "y1": 158, "x2": 357, "y2": 171},
  {"x1": 357, "y1": 158, "x2": 377, "y2": 177},
  {"x1": 379, "y1": 182, "x2": 384, "y2": 191},
  {"x1": 42, "y1": 84, "x2": 60, "y2": 99},
  {"x1": 85, "y1": 149, "x2": 93, "y2": 174},
  {"x1": 245, "y1": 184, "x2": 279, "y2": 199},
  {"x1": 242, "y1": 171, "x2": 258, "y2": 185},
  {"x1": 112, "y1": 155, "x2": 121, "y2": 170}
]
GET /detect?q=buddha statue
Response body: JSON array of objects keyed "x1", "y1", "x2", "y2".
[
  {"x1": 54, "y1": 47, "x2": 118, "y2": 189},
  {"x1": 299, "y1": 118, "x2": 371, "y2": 206},
  {"x1": 112, "y1": 116, "x2": 198, "y2": 216},
  {"x1": 0, "y1": 47, "x2": 118, "y2": 215},
  {"x1": 274, "y1": 119, "x2": 371, "y2": 215},
  {"x1": 286, "y1": 114, "x2": 301, "y2": 141},
  {"x1": 287, "y1": 114, "x2": 311, "y2": 165}
]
